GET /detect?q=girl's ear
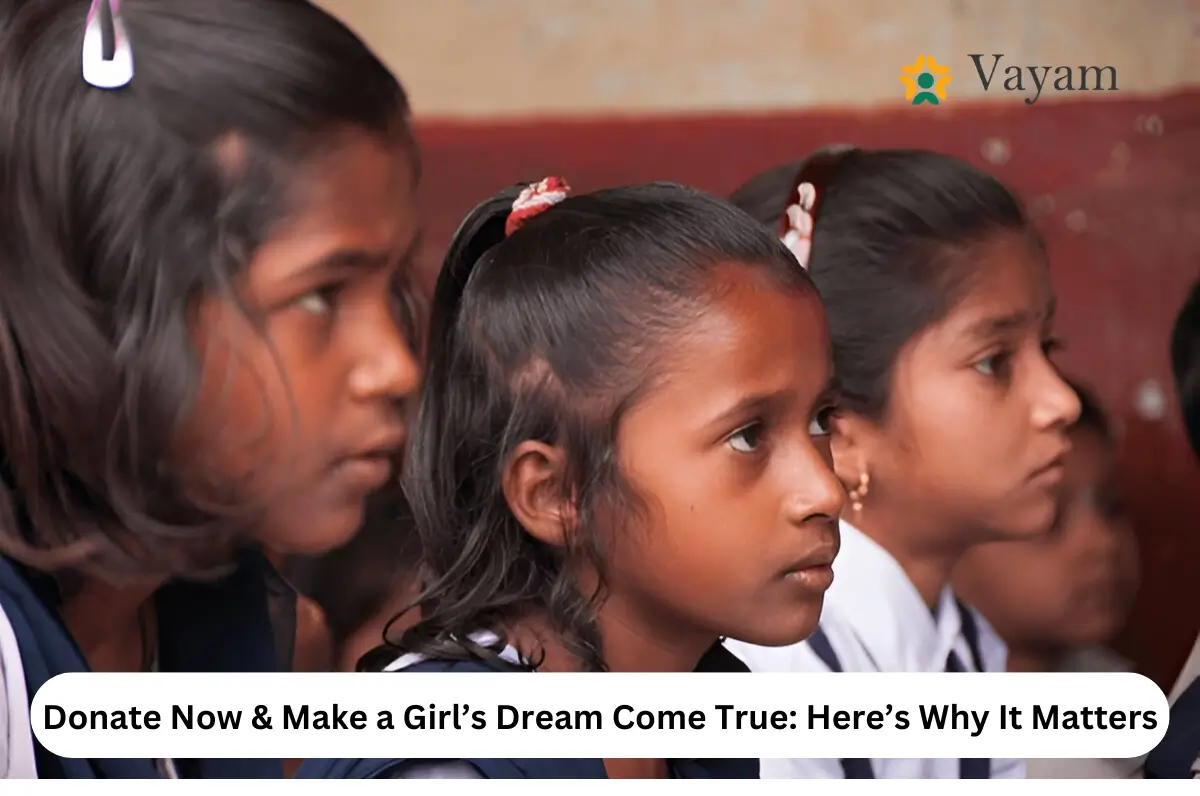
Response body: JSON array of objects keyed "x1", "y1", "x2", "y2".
[
  {"x1": 501, "y1": 441, "x2": 575, "y2": 546},
  {"x1": 830, "y1": 412, "x2": 873, "y2": 490}
]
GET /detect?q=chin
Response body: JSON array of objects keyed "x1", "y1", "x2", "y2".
[
  {"x1": 263, "y1": 503, "x2": 367, "y2": 558},
  {"x1": 726, "y1": 606, "x2": 824, "y2": 648},
  {"x1": 995, "y1": 499, "x2": 1058, "y2": 541}
]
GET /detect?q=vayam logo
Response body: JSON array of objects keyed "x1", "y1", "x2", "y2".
[
  {"x1": 900, "y1": 55, "x2": 952, "y2": 104},
  {"x1": 968, "y1": 54, "x2": 1119, "y2": 105}
]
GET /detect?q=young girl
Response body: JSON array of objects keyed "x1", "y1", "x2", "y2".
[
  {"x1": 954, "y1": 380, "x2": 1139, "y2": 778},
  {"x1": 298, "y1": 177, "x2": 845, "y2": 779},
  {"x1": 0, "y1": 0, "x2": 420, "y2": 778},
  {"x1": 725, "y1": 147, "x2": 1081, "y2": 779}
]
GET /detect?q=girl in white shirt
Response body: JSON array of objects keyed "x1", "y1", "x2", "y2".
[{"x1": 726, "y1": 147, "x2": 1081, "y2": 779}]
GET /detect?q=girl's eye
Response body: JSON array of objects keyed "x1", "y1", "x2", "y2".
[
  {"x1": 973, "y1": 351, "x2": 1010, "y2": 378},
  {"x1": 1042, "y1": 336, "x2": 1064, "y2": 356},
  {"x1": 809, "y1": 405, "x2": 836, "y2": 436},
  {"x1": 295, "y1": 289, "x2": 335, "y2": 316},
  {"x1": 728, "y1": 422, "x2": 762, "y2": 453}
]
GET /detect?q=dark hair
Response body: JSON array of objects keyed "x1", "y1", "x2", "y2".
[
  {"x1": 1171, "y1": 280, "x2": 1200, "y2": 457},
  {"x1": 731, "y1": 147, "x2": 1037, "y2": 419},
  {"x1": 387, "y1": 182, "x2": 813, "y2": 672},
  {"x1": 0, "y1": 0, "x2": 412, "y2": 580}
]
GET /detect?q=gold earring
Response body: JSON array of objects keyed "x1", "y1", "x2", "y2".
[{"x1": 848, "y1": 472, "x2": 870, "y2": 513}]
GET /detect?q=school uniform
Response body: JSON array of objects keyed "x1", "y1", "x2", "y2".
[
  {"x1": 725, "y1": 520, "x2": 1024, "y2": 779},
  {"x1": 1145, "y1": 631, "x2": 1200, "y2": 779},
  {"x1": 296, "y1": 634, "x2": 758, "y2": 779},
  {"x1": 0, "y1": 551, "x2": 292, "y2": 778}
]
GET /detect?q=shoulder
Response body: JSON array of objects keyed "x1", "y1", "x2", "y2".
[
  {"x1": 379, "y1": 633, "x2": 523, "y2": 674},
  {"x1": 386, "y1": 761, "x2": 486, "y2": 779}
]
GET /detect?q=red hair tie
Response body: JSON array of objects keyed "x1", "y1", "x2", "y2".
[{"x1": 506, "y1": 177, "x2": 571, "y2": 236}]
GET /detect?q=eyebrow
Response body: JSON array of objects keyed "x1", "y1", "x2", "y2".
[
  {"x1": 707, "y1": 390, "x2": 785, "y2": 431},
  {"x1": 706, "y1": 375, "x2": 841, "y2": 431},
  {"x1": 297, "y1": 229, "x2": 424, "y2": 279},
  {"x1": 813, "y1": 375, "x2": 842, "y2": 409},
  {"x1": 965, "y1": 296, "x2": 1057, "y2": 340}
]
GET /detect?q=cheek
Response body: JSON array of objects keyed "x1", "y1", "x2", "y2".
[
  {"x1": 181, "y1": 305, "x2": 323, "y2": 489},
  {"x1": 896, "y1": 374, "x2": 1021, "y2": 494},
  {"x1": 603, "y1": 454, "x2": 744, "y2": 601}
]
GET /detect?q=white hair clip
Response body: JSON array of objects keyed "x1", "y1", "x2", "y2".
[
  {"x1": 82, "y1": 0, "x2": 134, "y2": 90},
  {"x1": 781, "y1": 181, "x2": 817, "y2": 269}
]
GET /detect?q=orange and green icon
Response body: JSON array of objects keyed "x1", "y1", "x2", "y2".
[{"x1": 900, "y1": 55, "x2": 952, "y2": 104}]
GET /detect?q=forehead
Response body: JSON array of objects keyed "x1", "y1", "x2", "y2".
[
  {"x1": 649, "y1": 266, "x2": 830, "y2": 404},
  {"x1": 926, "y1": 233, "x2": 1052, "y2": 342},
  {"x1": 246, "y1": 130, "x2": 419, "y2": 282},
  {"x1": 288, "y1": 131, "x2": 417, "y2": 241}
]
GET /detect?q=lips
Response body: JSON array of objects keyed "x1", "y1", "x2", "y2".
[
  {"x1": 781, "y1": 524, "x2": 840, "y2": 580},
  {"x1": 1029, "y1": 442, "x2": 1071, "y2": 486},
  {"x1": 782, "y1": 546, "x2": 837, "y2": 577},
  {"x1": 335, "y1": 454, "x2": 395, "y2": 492},
  {"x1": 331, "y1": 427, "x2": 407, "y2": 492}
]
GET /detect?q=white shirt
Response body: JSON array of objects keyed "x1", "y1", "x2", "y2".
[
  {"x1": 0, "y1": 599, "x2": 177, "y2": 779},
  {"x1": 726, "y1": 521, "x2": 1024, "y2": 779},
  {"x1": 0, "y1": 600, "x2": 37, "y2": 778},
  {"x1": 1169, "y1": 632, "x2": 1200, "y2": 704}
]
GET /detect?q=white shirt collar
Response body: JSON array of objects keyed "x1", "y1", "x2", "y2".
[
  {"x1": 825, "y1": 520, "x2": 966, "y2": 672},
  {"x1": 382, "y1": 631, "x2": 522, "y2": 672}
]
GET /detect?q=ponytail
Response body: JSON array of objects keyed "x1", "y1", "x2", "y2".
[
  {"x1": 729, "y1": 144, "x2": 858, "y2": 231},
  {"x1": 427, "y1": 178, "x2": 573, "y2": 359},
  {"x1": 425, "y1": 186, "x2": 522, "y2": 361}
]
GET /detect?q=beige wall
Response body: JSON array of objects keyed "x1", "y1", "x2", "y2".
[{"x1": 317, "y1": 0, "x2": 1200, "y2": 118}]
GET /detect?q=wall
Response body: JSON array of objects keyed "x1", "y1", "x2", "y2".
[
  {"x1": 318, "y1": 0, "x2": 1200, "y2": 117},
  {"x1": 318, "y1": 0, "x2": 1200, "y2": 689}
]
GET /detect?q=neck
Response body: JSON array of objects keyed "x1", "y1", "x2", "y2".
[
  {"x1": 57, "y1": 576, "x2": 163, "y2": 673},
  {"x1": 509, "y1": 594, "x2": 714, "y2": 674},
  {"x1": 851, "y1": 508, "x2": 965, "y2": 608},
  {"x1": 505, "y1": 596, "x2": 702, "y2": 781},
  {"x1": 595, "y1": 594, "x2": 715, "y2": 673}
]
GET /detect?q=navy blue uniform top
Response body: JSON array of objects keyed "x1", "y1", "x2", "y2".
[
  {"x1": 1145, "y1": 675, "x2": 1200, "y2": 779},
  {"x1": 295, "y1": 641, "x2": 758, "y2": 779},
  {"x1": 0, "y1": 551, "x2": 293, "y2": 778}
]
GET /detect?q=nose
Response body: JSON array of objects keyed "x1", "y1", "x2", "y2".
[
  {"x1": 1031, "y1": 359, "x2": 1082, "y2": 432},
  {"x1": 348, "y1": 308, "x2": 422, "y2": 403},
  {"x1": 783, "y1": 442, "x2": 846, "y2": 525}
]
